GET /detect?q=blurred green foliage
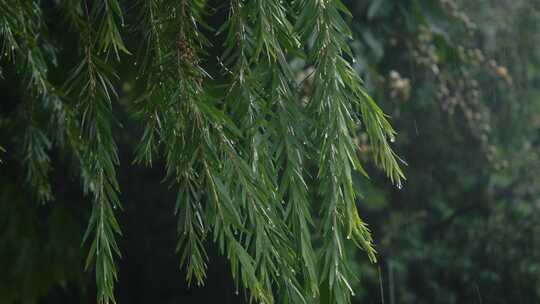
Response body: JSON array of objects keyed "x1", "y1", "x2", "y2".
[
  {"x1": 0, "y1": 183, "x2": 85, "y2": 302},
  {"x1": 346, "y1": 0, "x2": 540, "y2": 303}
]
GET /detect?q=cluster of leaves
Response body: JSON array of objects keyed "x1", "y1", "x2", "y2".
[{"x1": 0, "y1": 1, "x2": 404, "y2": 303}]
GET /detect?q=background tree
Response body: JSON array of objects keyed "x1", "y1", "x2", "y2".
[{"x1": 345, "y1": 0, "x2": 540, "y2": 303}]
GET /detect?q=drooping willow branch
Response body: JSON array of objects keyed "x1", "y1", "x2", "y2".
[{"x1": 0, "y1": 1, "x2": 404, "y2": 303}]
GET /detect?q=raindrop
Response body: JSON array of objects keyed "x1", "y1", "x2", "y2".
[
  {"x1": 346, "y1": 235, "x2": 351, "y2": 240},
  {"x1": 235, "y1": 290, "x2": 239, "y2": 295},
  {"x1": 397, "y1": 184, "x2": 403, "y2": 190},
  {"x1": 390, "y1": 137, "x2": 395, "y2": 143},
  {"x1": 134, "y1": 61, "x2": 138, "y2": 66},
  {"x1": 351, "y1": 291, "x2": 356, "y2": 296}
]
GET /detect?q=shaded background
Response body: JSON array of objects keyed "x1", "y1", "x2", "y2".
[{"x1": 1, "y1": 0, "x2": 540, "y2": 303}]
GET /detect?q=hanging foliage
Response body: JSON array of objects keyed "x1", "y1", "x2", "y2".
[{"x1": 0, "y1": 1, "x2": 404, "y2": 303}]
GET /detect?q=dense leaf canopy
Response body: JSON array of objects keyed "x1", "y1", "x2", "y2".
[{"x1": 0, "y1": 1, "x2": 403, "y2": 303}]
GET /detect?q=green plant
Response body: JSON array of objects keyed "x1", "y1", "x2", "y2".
[{"x1": 0, "y1": 1, "x2": 403, "y2": 303}]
